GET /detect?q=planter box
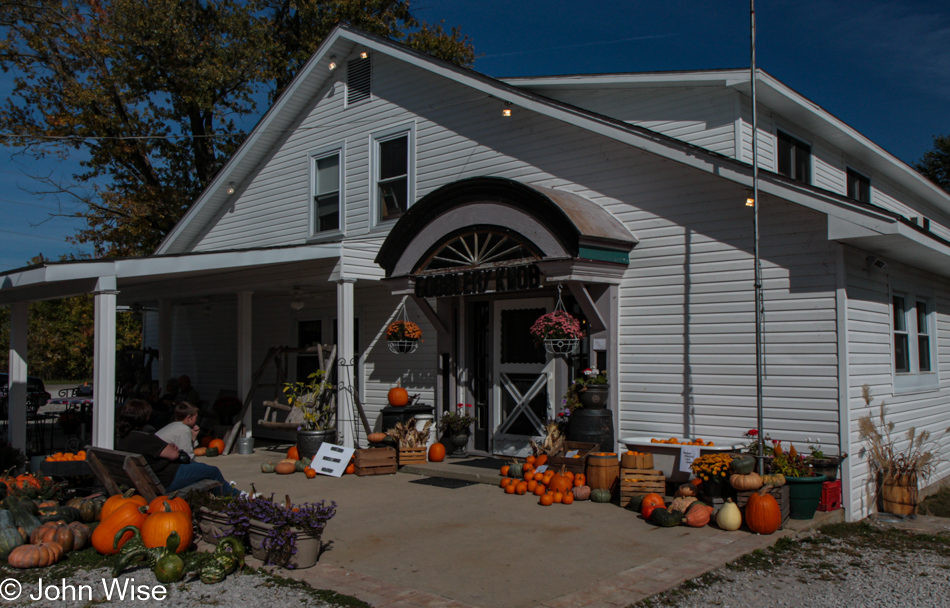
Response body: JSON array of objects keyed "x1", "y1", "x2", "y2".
[
  {"x1": 354, "y1": 447, "x2": 397, "y2": 476},
  {"x1": 397, "y1": 446, "x2": 427, "y2": 466},
  {"x1": 619, "y1": 468, "x2": 666, "y2": 507},
  {"x1": 247, "y1": 520, "x2": 320, "y2": 569},
  {"x1": 546, "y1": 441, "x2": 599, "y2": 475},
  {"x1": 196, "y1": 508, "x2": 236, "y2": 545}
]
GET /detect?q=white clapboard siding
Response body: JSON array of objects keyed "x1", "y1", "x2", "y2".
[
  {"x1": 525, "y1": 86, "x2": 737, "y2": 157},
  {"x1": 844, "y1": 246, "x2": 950, "y2": 519},
  {"x1": 813, "y1": 140, "x2": 844, "y2": 195},
  {"x1": 618, "y1": 188, "x2": 841, "y2": 448}
]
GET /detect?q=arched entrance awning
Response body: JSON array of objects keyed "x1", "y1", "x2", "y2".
[{"x1": 375, "y1": 176, "x2": 637, "y2": 291}]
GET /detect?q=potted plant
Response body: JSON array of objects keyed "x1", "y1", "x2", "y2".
[
  {"x1": 690, "y1": 452, "x2": 736, "y2": 501},
  {"x1": 439, "y1": 403, "x2": 475, "y2": 456},
  {"x1": 386, "y1": 320, "x2": 422, "y2": 354},
  {"x1": 529, "y1": 310, "x2": 584, "y2": 355},
  {"x1": 858, "y1": 384, "x2": 946, "y2": 517},
  {"x1": 806, "y1": 439, "x2": 847, "y2": 482},
  {"x1": 283, "y1": 370, "x2": 335, "y2": 459},
  {"x1": 216, "y1": 494, "x2": 336, "y2": 569},
  {"x1": 770, "y1": 441, "x2": 826, "y2": 519},
  {"x1": 386, "y1": 418, "x2": 432, "y2": 465}
]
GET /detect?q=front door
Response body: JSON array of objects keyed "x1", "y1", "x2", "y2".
[{"x1": 492, "y1": 298, "x2": 554, "y2": 456}]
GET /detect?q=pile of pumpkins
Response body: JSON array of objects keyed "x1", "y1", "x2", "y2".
[
  {"x1": 261, "y1": 446, "x2": 319, "y2": 478},
  {"x1": 0, "y1": 494, "x2": 98, "y2": 568},
  {"x1": 632, "y1": 453, "x2": 784, "y2": 534},
  {"x1": 498, "y1": 455, "x2": 612, "y2": 506},
  {"x1": 194, "y1": 438, "x2": 225, "y2": 457},
  {"x1": 45, "y1": 450, "x2": 87, "y2": 462}
]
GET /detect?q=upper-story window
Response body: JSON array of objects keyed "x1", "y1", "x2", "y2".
[
  {"x1": 892, "y1": 283, "x2": 938, "y2": 393},
  {"x1": 847, "y1": 168, "x2": 871, "y2": 203},
  {"x1": 311, "y1": 149, "x2": 341, "y2": 235},
  {"x1": 776, "y1": 130, "x2": 811, "y2": 184},
  {"x1": 374, "y1": 131, "x2": 411, "y2": 223}
]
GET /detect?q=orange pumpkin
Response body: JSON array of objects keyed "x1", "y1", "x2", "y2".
[
  {"x1": 745, "y1": 486, "x2": 782, "y2": 534},
  {"x1": 641, "y1": 503, "x2": 662, "y2": 519},
  {"x1": 287, "y1": 446, "x2": 300, "y2": 460},
  {"x1": 100, "y1": 492, "x2": 147, "y2": 522},
  {"x1": 92, "y1": 503, "x2": 147, "y2": 555},
  {"x1": 387, "y1": 387, "x2": 409, "y2": 406},
  {"x1": 533, "y1": 483, "x2": 547, "y2": 496},
  {"x1": 539, "y1": 493, "x2": 554, "y2": 506},
  {"x1": 345, "y1": 462, "x2": 356, "y2": 475},
  {"x1": 534, "y1": 454, "x2": 548, "y2": 467},
  {"x1": 8, "y1": 542, "x2": 63, "y2": 568},
  {"x1": 208, "y1": 439, "x2": 225, "y2": 452},
  {"x1": 500, "y1": 478, "x2": 513, "y2": 489},
  {"x1": 194, "y1": 447, "x2": 207, "y2": 457},
  {"x1": 428, "y1": 443, "x2": 446, "y2": 462},
  {"x1": 505, "y1": 483, "x2": 516, "y2": 494},
  {"x1": 640, "y1": 493, "x2": 666, "y2": 515},
  {"x1": 547, "y1": 468, "x2": 573, "y2": 494},
  {"x1": 573, "y1": 474, "x2": 587, "y2": 487},
  {"x1": 147, "y1": 495, "x2": 192, "y2": 519},
  {"x1": 304, "y1": 467, "x2": 317, "y2": 479},
  {"x1": 500, "y1": 465, "x2": 510, "y2": 477},
  {"x1": 275, "y1": 462, "x2": 296, "y2": 475},
  {"x1": 141, "y1": 501, "x2": 193, "y2": 553},
  {"x1": 561, "y1": 492, "x2": 575, "y2": 505}
]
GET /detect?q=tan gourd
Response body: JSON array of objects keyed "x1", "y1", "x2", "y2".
[{"x1": 716, "y1": 499, "x2": 742, "y2": 531}]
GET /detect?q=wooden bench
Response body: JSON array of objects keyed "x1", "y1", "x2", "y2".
[{"x1": 85, "y1": 446, "x2": 221, "y2": 502}]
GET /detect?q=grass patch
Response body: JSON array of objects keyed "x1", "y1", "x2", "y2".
[
  {"x1": 919, "y1": 486, "x2": 950, "y2": 518},
  {"x1": 244, "y1": 566, "x2": 373, "y2": 608}
]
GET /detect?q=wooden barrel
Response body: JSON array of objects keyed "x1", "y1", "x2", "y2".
[
  {"x1": 586, "y1": 452, "x2": 620, "y2": 492},
  {"x1": 881, "y1": 472, "x2": 918, "y2": 516},
  {"x1": 567, "y1": 409, "x2": 615, "y2": 453}
]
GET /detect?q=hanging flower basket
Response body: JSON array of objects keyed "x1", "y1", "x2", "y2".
[
  {"x1": 543, "y1": 337, "x2": 580, "y2": 355},
  {"x1": 386, "y1": 319, "x2": 422, "y2": 355},
  {"x1": 387, "y1": 340, "x2": 419, "y2": 355}
]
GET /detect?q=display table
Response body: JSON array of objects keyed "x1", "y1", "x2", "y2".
[{"x1": 619, "y1": 436, "x2": 742, "y2": 483}]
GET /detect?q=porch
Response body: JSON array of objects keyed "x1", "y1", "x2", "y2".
[{"x1": 212, "y1": 446, "x2": 841, "y2": 608}]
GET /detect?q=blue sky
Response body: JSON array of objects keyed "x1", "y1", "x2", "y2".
[{"x1": 1, "y1": 0, "x2": 948, "y2": 271}]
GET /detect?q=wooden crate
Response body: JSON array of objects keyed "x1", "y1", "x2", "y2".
[
  {"x1": 619, "y1": 468, "x2": 666, "y2": 506},
  {"x1": 546, "y1": 441, "x2": 599, "y2": 474},
  {"x1": 354, "y1": 447, "x2": 397, "y2": 476},
  {"x1": 737, "y1": 484, "x2": 790, "y2": 524},
  {"x1": 397, "y1": 446, "x2": 427, "y2": 466},
  {"x1": 621, "y1": 452, "x2": 654, "y2": 470}
]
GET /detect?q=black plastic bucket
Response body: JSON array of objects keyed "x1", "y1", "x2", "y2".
[{"x1": 567, "y1": 409, "x2": 614, "y2": 453}]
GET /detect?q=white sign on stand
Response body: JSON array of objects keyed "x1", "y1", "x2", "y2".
[
  {"x1": 312, "y1": 443, "x2": 355, "y2": 478},
  {"x1": 534, "y1": 464, "x2": 549, "y2": 474},
  {"x1": 679, "y1": 445, "x2": 701, "y2": 474}
]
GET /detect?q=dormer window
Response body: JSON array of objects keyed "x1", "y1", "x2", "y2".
[{"x1": 777, "y1": 131, "x2": 811, "y2": 184}]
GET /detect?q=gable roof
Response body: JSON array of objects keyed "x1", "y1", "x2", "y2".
[{"x1": 156, "y1": 24, "x2": 925, "y2": 256}]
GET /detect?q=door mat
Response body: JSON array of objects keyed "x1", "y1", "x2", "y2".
[
  {"x1": 410, "y1": 477, "x2": 478, "y2": 489},
  {"x1": 447, "y1": 457, "x2": 508, "y2": 470}
]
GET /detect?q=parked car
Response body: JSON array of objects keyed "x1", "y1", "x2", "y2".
[{"x1": 0, "y1": 373, "x2": 51, "y2": 417}]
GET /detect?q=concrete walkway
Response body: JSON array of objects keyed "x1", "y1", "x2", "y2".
[{"x1": 212, "y1": 447, "x2": 843, "y2": 608}]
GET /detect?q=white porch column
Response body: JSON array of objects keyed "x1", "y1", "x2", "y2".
[
  {"x1": 237, "y1": 291, "x2": 253, "y2": 435},
  {"x1": 158, "y1": 300, "x2": 173, "y2": 387},
  {"x1": 336, "y1": 280, "x2": 356, "y2": 448},
  {"x1": 92, "y1": 277, "x2": 118, "y2": 449},
  {"x1": 7, "y1": 302, "x2": 28, "y2": 453}
]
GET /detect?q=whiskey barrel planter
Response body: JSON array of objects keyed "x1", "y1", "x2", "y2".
[
  {"x1": 881, "y1": 471, "x2": 918, "y2": 516},
  {"x1": 586, "y1": 452, "x2": 620, "y2": 493}
]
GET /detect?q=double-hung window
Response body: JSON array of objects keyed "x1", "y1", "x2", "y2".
[
  {"x1": 846, "y1": 168, "x2": 871, "y2": 203},
  {"x1": 892, "y1": 284, "x2": 938, "y2": 392},
  {"x1": 776, "y1": 130, "x2": 811, "y2": 184},
  {"x1": 373, "y1": 128, "x2": 413, "y2": 223},
  {"x1": 311, "y1": 150, "x2": 341, "y2": 235}
]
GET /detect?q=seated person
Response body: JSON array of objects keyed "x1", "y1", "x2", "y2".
[
  {"x1": 175, "y1": 375, "x2": 200, "y2": 407},
  {"x1": 116, "y1": 399, "x2": 240, "y2": 497},
  {"x1": 155, "y1": 402, "x2": 199, "y2": 459}
]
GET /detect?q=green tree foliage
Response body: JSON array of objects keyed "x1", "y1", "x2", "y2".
[
  {"x1": 0, "y1": 0, "x2": 474, "y2": 256},
  {"x1": 916, "y1": 134, "x2": 950, "y2": 193},
  {"x1": 0, "y1": 298, "x2": 142, "y2": 381}
]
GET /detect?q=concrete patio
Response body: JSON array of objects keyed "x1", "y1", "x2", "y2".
[{"x1": 211, "y1": 445, "x2": 843, "y2": 608}]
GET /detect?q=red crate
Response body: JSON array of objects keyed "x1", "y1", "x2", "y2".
[{"x1": 817, "y1": 479, "x2": 842, "y2": 511}]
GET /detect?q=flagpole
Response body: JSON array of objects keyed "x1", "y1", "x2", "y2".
[{"x1": 751, "y1": 0, "x2": 765, "y2": 475}]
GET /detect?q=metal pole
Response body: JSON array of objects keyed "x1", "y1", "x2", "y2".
[{"x1": 751, "y1": 0, "x2": 765, "y2": 475}]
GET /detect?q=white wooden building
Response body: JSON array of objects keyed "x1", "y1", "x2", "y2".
[{"x1": 4, "y1": 25, "x2": 950, "y2": 520}]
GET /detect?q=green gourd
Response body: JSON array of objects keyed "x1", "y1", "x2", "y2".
[
  {"x1": 590, "y1": 488, "x2": 612, "y2": 503},
  {"x1": 39, "y1": 506, "x2": 82, "y2": 524},
  {"x1": 626, "y1": 495, "x2": 644, "y2": 512},
  {"x1": 0, "y1": 510, "x2": 16, "y2": 529},
  {"x1": 261, "y1": 462, "x2": 276, "y2": 474},
  {"x1": 729, "y1": 454, "x2": 756, "y2": 475},
  {"x1": 651, "y1": 508, "x2": 684, "y2": 527},
  {"x1": 13, "y1": 508, "x2": 42, "y2": 537},
  {"x1": 206, "y1": 447, "x2": 220, "y2": 457},
  {"x1": 152, "y1": 532, "x2": 185, "y2": 583},
  {"x1": 0, "y1": 527, "x2": 24, "y2": 558},
  {"x1": 507, "y1": 462, "x2": 524, "y2": 479},
  {"x1": 66, "y1": 495, "x2": 107, "y2": 523},
  {"x1": 295, "y1": 459, "x2": 307, "y2": 472}
]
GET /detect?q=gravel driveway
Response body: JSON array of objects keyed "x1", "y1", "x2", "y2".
[{"x1": 638, "y1": 519, "x2": 950, "y2": 608}]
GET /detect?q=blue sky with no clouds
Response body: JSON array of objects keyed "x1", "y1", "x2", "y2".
[{"x1": 1, "y1": 0, "x2": 948, "y2": 271}]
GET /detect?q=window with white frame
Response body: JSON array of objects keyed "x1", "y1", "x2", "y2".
[
  {"x1": 374, "y1": 132, "x2": 410, "y2": 223},
  {"x1": 892, "y1": 285, "x2": 938, "y2": 392},
  {"x1": 312, "y1": 151, "x2": 340, "y2": 235},
  {"x1": 776, "y1": 130, "x2": 811, "y2": 184}
]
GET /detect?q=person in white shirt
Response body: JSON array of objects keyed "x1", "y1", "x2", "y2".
[{"x1": 155, "y1": 402, "x2": 200, "y2": 459}]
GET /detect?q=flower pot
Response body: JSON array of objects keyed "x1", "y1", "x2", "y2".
[
  {"x1": 578, "y1": 384, "x2": 609, "y2": 409},
  {"x1": 881, "y1": 470, "x2": 918, "y2": 516},
  {"x1": 387, "y1": 340, "x2": 419, "y2": 355},
  {"x1": 785, "y1": 474, "x2": 827, "y2": 519},
  {"x1": 247, "y1": 520, "x2": 321, "y2": 569},
  {"x1": 236, "y1": 437, "x2": 255, "y2": 455},
  {"x1": 196, "y1": 508, "x2": 236, "y2": 545},
  {"x1": 296, "y1": 429, "x2": 336, "y2": 461},
  {"x1": 702, "y1": 480, "x2": 736, "y2": 501},
  {"x1": 448, "y1": 433, "x2": 470, "y2": 457},
  {"x1": 809, "y1": 458, "x2": 840, "y2": 482}
]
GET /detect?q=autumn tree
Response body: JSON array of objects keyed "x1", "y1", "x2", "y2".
[
  {"x1": 0, "y1": 0, "x2": 474, "y2": 256},
  {"x1": 916, "y1": 134, "x2": 950, "y2": 194}
]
